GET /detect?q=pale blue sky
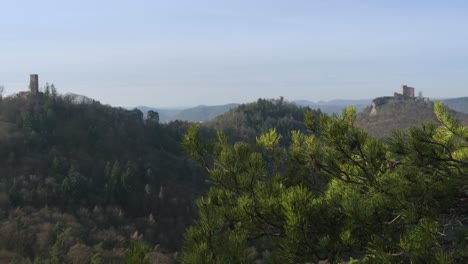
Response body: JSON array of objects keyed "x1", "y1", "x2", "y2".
[{"x1": 1, "y1": 0, "x2": 467, "y2": 107}]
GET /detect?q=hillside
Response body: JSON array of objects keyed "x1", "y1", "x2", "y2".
[
  {"x1": 0, "y1": 95, "x2": 317, "y2": 262},
  {"x1": 357, "y1": 98, "x2": 468, "y2": 137},
  {"x1": 205, "y1": 98, "x2": 319, "y2": 143},
  {"x1": 0, "y1": 92, "x2": 207, "y2": 261},
  {"x1": 441, "y1": 97, "x2": 468, "y2": 114}
]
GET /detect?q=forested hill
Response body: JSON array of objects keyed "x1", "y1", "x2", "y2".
[
  {"x1": 0, "y1": 92, "x2": 207, "y2": 261},
  {"x1": 3, "y1": 93, "x2": 464, "y2": 262},
  {"x1": 205, "y1": 98, "x2": 320, "y2": 143},
  {"x1": 357, "y1": 98, "x2": 468, "y2": 137},
  {"x1": 0, "y1": 94, "x2": 318, "y2": 262}
]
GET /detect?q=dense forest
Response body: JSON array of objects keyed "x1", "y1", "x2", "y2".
[
  {"x1": 0, "y1": 91, "x2": 318, "y2": 263},
  {"x1": 0, "y1": 89, "x2": 466, "y2": 263},
  {"x1": 206, "y1": 98, "x2": 320, "y2": 144},
  {"x1": 0, "y1": 89, "x2": 206, "y2": 263}
]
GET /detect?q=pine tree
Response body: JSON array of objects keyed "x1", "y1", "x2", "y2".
[{"x1": 181, "y1": 104, "x2": 467, "y2": 263}]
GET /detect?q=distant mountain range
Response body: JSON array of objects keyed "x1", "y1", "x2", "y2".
[
  {"x1": 135, "y1": 97, "x2": 468, "y2": 123},
  {"x1": 171, "y1": 103, "x2": 240, "y2": 122},
  {"x1": 294, "y1": 99, "x2": 372, "y2": 106},
  {"x1": 136, "y1": 106, "x2": 184, "y2": 122},
  {"x1": 439, "y1": 97, "x2": 468, "y2": 114},
  {"x1": 136, "y1": 100, "x2": 373, "y2": 122},
  {"x1": 293, "y1": 99, "x2": 372, "y2": 114},
  {"x1": 136, "y1": 104, "x2": 239, "y2": 122}
]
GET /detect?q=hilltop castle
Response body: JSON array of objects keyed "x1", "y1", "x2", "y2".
[
  {"x1": 15, "y1": 74, "x2": 40, "y2": 98},
  {"x1": 16, "y1": 74, "x2": 39, "y2": 98},
  {"x1": 393, "y1": 85, "x2": 415, "y2": 98},
  {"x1": 370, "y1": 85, "x2": 429, "y2": 116}
]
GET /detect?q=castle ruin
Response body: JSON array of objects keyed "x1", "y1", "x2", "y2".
[
  {"x1": 29, "y1": 74, "x2": 39, "y2": 94},
  {"x1": 371, "y1": 85, "x2": 424, "y2": 116},
  {"x1": 393, "y1": 85, "x2": 415, "y2": 98}
]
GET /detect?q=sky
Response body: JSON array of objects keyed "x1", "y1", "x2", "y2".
[{"x1": 1, "y1": 0, "x2": 467, "y2": 107}]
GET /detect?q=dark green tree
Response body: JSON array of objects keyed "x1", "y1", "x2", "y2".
[
  {"x1": 44, "y1": 83, "x2": 51, "y2": 96},
  {"x1": 62, "y1": 165, "x2": 89, "y2": 204},
  {"x1": 124, "y1": 240, "x2": 152, "y2": 264}
]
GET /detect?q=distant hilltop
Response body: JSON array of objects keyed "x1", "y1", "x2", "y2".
[
  {"x1": 370, "y1": 85, "x2": 430, "y2": 115},
  {"x1": 358, "y1": 85, "x2": 468, "y2": 137}
]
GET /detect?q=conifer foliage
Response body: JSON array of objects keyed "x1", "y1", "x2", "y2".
[{"x1": 181, "y1": 103, "x2": 467, "y2": 263}]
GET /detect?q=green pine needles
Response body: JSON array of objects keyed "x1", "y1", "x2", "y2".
[{"x1": 181, "y1": 102, "x2": 467, "y2": 263}]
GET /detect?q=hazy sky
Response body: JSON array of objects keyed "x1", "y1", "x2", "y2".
[{"x1": 1, "y1": 0, "x2": 467, "y2": 107}]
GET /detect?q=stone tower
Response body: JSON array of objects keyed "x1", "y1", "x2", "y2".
[
  {"x1": 29, "y1": 74, "x2": 39, "y2": 94},
  {"x1": 401, "y1": 85, "x2": 415, "y2": 98}
]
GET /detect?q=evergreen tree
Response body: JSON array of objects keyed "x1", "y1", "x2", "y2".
[
  {"x1": 50, "y1": 84, "x2": 57, "y2": 97},
  {"x1": 44, "y1": 83, "x2": 51, "y2": 96},
  {"x1": 181, "y1": 103, "x2": 468, "y2": 263}
]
